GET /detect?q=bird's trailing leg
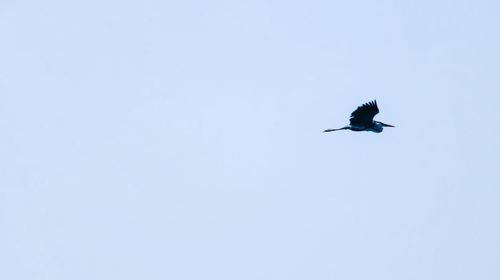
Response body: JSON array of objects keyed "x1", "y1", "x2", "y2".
[{"x1": 323, "y1": 126, "x2": 350, "y2": 132}]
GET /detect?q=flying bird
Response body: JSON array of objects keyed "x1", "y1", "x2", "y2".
[{"x1": 324, "y1": 100, "x2": 394, "y2": 133}]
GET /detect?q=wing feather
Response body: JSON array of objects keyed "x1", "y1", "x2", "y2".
[{"x1": 349, "y1": 100, "x2": 379, "y2": 127}]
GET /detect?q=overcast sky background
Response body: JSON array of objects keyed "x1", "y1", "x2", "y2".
[{"x1": 1, "y1": 0, "x2": 499, "y2": 279}]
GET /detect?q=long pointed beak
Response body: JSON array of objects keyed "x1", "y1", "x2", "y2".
[{"x1": 381, "y1": 122, "x2": 395, "y2": 127}]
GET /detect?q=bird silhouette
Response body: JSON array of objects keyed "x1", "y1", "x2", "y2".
[{"x1": 324, "y1": 100, "x2": 394, "y2": 133}]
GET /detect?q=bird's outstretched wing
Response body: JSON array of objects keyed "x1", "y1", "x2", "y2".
[{"x1": 349, "y1": 100, "x2": 379, "y2": 127}]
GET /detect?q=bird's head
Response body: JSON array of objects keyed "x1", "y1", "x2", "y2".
[{"x1": 379, "y1": 122, "x2": 394, "y2": 128}]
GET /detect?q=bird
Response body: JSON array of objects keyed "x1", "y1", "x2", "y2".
[{"x1": 324, "y1": 100, "x2": 394, "y2": 133}]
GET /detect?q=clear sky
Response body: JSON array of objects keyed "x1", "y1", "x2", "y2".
[{"x1": 1, "y1": 0, "x2": 499, "y2": 279}]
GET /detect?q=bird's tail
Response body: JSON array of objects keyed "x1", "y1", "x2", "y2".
[{"x1": 323, "y1": 126, "x2": 349, "y2": 132}]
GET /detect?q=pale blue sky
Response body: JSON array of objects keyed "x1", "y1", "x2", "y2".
[{"x1": 1, "y1": 0, "x2": 499, "y2": 279}]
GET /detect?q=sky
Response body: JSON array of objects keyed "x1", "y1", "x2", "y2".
[{"x1": 1, "y1": 0, "x2": 499, "y2": 279}]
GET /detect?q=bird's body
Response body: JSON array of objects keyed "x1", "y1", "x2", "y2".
[{"x1": 324, "y1": 100, "x2": 394, "y2": 133}]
